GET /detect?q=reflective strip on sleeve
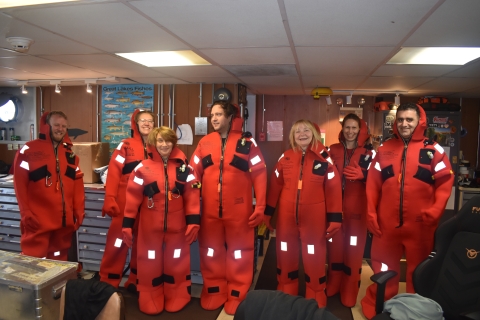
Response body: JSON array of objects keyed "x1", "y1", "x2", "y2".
[
  {"x1": 381, "y1": 263, "x2": 388, "y2": 271},
  {"x1": 76, "y1": 167, "x2": 80, "y2": 171},
  {"x1": 368, "y1": 163, "x2": 372, "y2": 170},
  {"x1": 133, "y1": 176, "x2": 144, "y2": 185},
  {"x1": 278, "y1": 154, "x2": 284, "y2": 162},
  {"x1": 372, "y1": 150, "x2": 377, "y2": 159},
  {"x1": 435, "y1": 161, "x2": 446, "y2": 172},
  {"x1": 115, "y1": 154, "x2": 125, "y2": 164},
  {"x1": 375, "y1": 162, "x2": 381, "y2": 171},
  {"x1": 250, "y1": 138, "x2": 258, "y2": 147},
  {"x1": 20, "y1": 161, "x2": 29, "y2": 171},
  {"x1": 250, "y1": 155, "x2": 261, "y2": 166},
  {"x1": 54, "y1": 251, "x2": 60, "y2": 256},
  {"x1": 207, "y1": 248, "x2": 214, "y2": 257},
  {"x1": 116, "y1": 142, "x2": 123, "y2": 150},
  {"x1": 194, "y1": 155, "x2": 200, "y2": 164},
  {"x1": 434, "y1": 144, "x2": 445, "y2": 154},
  {"x1": 134, "y1": 162, "x2": 143, "y2": 172},
  {"x1": 328, "y1": 171, "x2": 335, "y2": 180},
  {"x1": 20, "y1": 145, "x2": 29, "y2": 154},
  {"x1": 326, "y1": 157, "x2": 333, "y2": 165},
  {"x1": 281, "y1": 241, "x2": 287, "y2": 251},
  {"x1": 148, "y1": 250, "x2": 155, "y2": 259},
  {"x1": 173, "y1": 249, "x2": 181, "y2": 258},
  {"x1": 186, "y1": 174, "x2": 195, "y2": 182},
  {"x1": 275, "y1": 169, "x2": 279, "y2": 178}
]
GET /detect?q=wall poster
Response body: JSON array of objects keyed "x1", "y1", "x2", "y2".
[{"x1": 101, "y1": 84, "x2": 154, "y2": 153}]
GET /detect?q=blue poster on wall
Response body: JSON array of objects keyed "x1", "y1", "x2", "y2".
[{"x1": 101, "y1": 84, "x2": 154, "y2": 154}]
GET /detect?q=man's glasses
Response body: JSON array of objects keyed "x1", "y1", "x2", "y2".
[{"x1": 138, "y1": 119, "x2": 154, "y2": 124}]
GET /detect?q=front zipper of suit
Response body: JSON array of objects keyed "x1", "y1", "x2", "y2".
[
  {"x1": 54, "y1": 143, "x2": 67, "y2": 227},
  {"x1": 163, "y1": 158, "x2": 169, "y2": 231},
  {"x1": 218, "y1": 136, "x2": 227, "y2": 218},
  {"x1": 398, "y1": 140, "x2": 408, "y2": 228},
  {"x1": 295, "y1": 151, "x2": 306, "y2": 225}
]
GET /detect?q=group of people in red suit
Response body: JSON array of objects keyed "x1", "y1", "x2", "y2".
[{"x1": 14, "y1": 94, "x2": 453, "y2": 318}]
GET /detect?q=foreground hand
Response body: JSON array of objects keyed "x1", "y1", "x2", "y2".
[
  {"x1": 366, "y1": 216, "x2": 382, "y2": 237},
  {"x1": 325, "y1": 222, "x2": 341, "y2": 239},
  {"x1": 248, "y1": 210, "x2": 264, "y2": 228},
  {"x1": 122, "y1": 228, "x2": 133, "y2": 247},
  {"x1": 185, "y1": 224, "x2": 200, "y2": 244},
  {"x1": 343, "y1": 162, "x2": 364, "y2": 181},
  {"x1": 263, "y1": 215, "x2": 274, "y2": 232}
]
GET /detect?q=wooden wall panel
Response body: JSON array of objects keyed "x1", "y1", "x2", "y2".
[{"x1": 460, "y1": 98, "x2": 480, "y2": 168}]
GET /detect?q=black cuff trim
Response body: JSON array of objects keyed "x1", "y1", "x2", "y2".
[
  {"x1": 332, "y1": 263, "x2": 344, "y2": 271},
  {"x1": 276, "y1": 268, "x2": 281, "y2": 275},
  {"x1": 108, "y1": 273, "x2": 121, "y2": 279},
  {"x1": 186, "y1": 275, "x2": 191, "y2": 281},
  {"x1": 123, "y1": 161, "x2": 140, "y2": 174},
  {"x1": 186, "y1": 215, "x2": 200, "y2": 225},
  {"x1": 152, "y1": 275, "x2": 164, "y2": 287},
  {"x1": 131, "y1": 268, "x2": 137, "y2": 275},
  {"x1": 327, "y1": 213, "x2": 343, "y2": 223},
  {"x1": 122, "y1": 217, "x2": 135, "y2": 228},
  {"x1": 164, "y1": 274, "x2": 175, "y2": 284},
  {"x1": 39, "y1": 133, "x2": 46, "y2": 140},
  {"x1": 343, "y1": 265, "x2": 352, "y2": 276},
  {"x1": 305, "y1": 273, "x2": 311, "y2": 283},
  {"x1": 231, "y1": 290, "x2": 240, "y2": 298},
  {"x1": 319, "y1": 276, "x2": 326, "y2": 284},
  {"x1": 265, "y1": 205, "x2": 275, "y2": 216}
]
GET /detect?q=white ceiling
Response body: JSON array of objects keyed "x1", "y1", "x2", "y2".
[{"x1": 1, "y1": 0, "x2": 480, "y2": 98}]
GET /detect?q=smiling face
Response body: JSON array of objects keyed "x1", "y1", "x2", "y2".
[
  {"x1": 396, "y1": 109, "x2": 419, "y2": 139},
  {"x1": 137, "y1": 112, "x2": 154, "y2": 138},
  {"x1": 294, "y1": 123, "x2": 313, "y2": 150},
  {"x1": 156, "y1": 133, "x2": 173, "y2": 159},
  {"x1": 211, "y1": 104, "x2": 232, "y2": 137},
  {"x1": 342, "y1": 118, "x2": 360, "y2": 144},
  {"x1": 49, "y1": 114, "x2": 68, "y2": 145}
]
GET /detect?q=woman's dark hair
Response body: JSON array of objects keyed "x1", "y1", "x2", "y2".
[{"x1": 341, "y1": 113, "x2": 361, "y2": 128}]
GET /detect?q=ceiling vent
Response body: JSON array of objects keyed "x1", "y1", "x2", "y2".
[{"x1": 6, "y1": 37, "x2": 35, "y2": 53}]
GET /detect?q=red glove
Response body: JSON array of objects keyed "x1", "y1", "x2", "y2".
[
  {"x1": 248, "y1": 209, "x2": 264, "y2": 228},
  {"x1": 325, "y1": 222, "x2": 341, "y2": 239},
  {"x1": 263, "y1": 215, "x2": 274, "y2": 232},
  {"x1": 343, "y1": 162, "x2": 364, "y2": 181},
  {"x1": 102, "y1": 196, "x2": 120, "y2": 218},
  {"x1": 366, "y1": 213, "x2": 382, "y2": 237},
  {"x1": 20, "y1": 210, "x2": 39, "y2": 234},
  {"x1": 185, "y1": 224, "x2": 200, "y2": 244},
  {"x1": 73, "y1": 211, "x2": 85, "y2": 231},
  {"x1": 122, "y1": 228, "x2": 133, "y2": 248}
]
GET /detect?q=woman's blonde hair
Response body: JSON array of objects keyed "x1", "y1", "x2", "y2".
[
  {"x1": 147, "y1": 126, "x2": 177, "y2": 148},
  {"x1": 289, "y1": 119, "x2": 322, "y2": 151}
]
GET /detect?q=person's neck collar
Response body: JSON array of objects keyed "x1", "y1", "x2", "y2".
[{"x1": 345, "y1": 140, "x2": 357, "y2": 149}]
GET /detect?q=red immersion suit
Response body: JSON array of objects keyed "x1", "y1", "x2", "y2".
[
  {"x1": 265, "y1": 143, "x2": 343, "y2": 307},
  {"x1": 99, "y1": 109, "x2": 148, "y2": 289},
  {"x1": 327, "y1": 119, "x2": 373, "y2": 307},
  {"x1": 361, "y1": 105, "x2": 454, "y2": 319},
  {"x1": 13, "y1": 112, "x2": 85, "y2": 261},
  {"x1": 122, "y1": 146, "x2": 200, "y2": 315},
  {"x1": 189, "y1": 115, "x2": 267, "y2": 315}
]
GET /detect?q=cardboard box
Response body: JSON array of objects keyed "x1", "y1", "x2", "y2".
[{"x1": 71, "y1": 142, "x2": 110, "y2": 183}]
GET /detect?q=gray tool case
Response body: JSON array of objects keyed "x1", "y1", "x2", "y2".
[{"x1": 0, "y1": 250, "x2": 77, "y2": 320}]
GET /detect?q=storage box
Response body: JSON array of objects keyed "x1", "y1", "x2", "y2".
[
  {"x1": 72, "y1": 142, "x2": 110, "y2": 183},
  {"x1": 0, "y1": 250, "x2": 78, "y2": 320}
]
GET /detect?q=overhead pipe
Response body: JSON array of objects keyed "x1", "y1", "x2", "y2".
[{"x1": 199, "y1": 83, "x2": 203, "y2": 117}]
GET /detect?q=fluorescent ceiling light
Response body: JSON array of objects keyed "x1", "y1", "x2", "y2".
[
  {"x1": 116, "y1": 50, "x2": 211, "y2": 67},
  {"x1": 388, "y1": 47, "x2": 480, "y2": 65},
  {"x1": 0, "y1": 0, "x2": 79, "y2": 8}
]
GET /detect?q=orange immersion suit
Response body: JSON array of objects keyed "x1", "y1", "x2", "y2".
[
  {"x1": 189, "y1": 115, "x2": 267, "y2": 315},
  {"x1": 265, "y1": 143, "x2": 343, "y2": 307},
  {"x1": 326, "y1": 119, "x2": 373, "y2": 307},
  {"x1": 99, "y1": 109, "x2": 148, "y2": 288},
  {"x1": 13, "y1": 112, "x2": 85, "y2": 261},
  {"x1": 122, "y1": 146, "x2": 200, "y2": 315},
  {"x1": 361, "y1": 105, "x2": 454, "y2": 319}
]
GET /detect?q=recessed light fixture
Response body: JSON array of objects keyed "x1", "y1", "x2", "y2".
[
  {"x1": 55, "y1": 84, "x2": 61, "y2": 93},
  {"x1": 116, "y1": 50, "x2": 211, "y2": 67},
  {"x1": 388, "y1": 47, "x2": 480, "y2": 65},
  {"x1": 21, "y1": 85, "x2": 28, "y2": 94},
  {"x1": 0, "y1": 0, "x2": 79, "y2": 9},
  {"x1": 86, "y1": 83, "x2": 92, "y2": 93}
]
